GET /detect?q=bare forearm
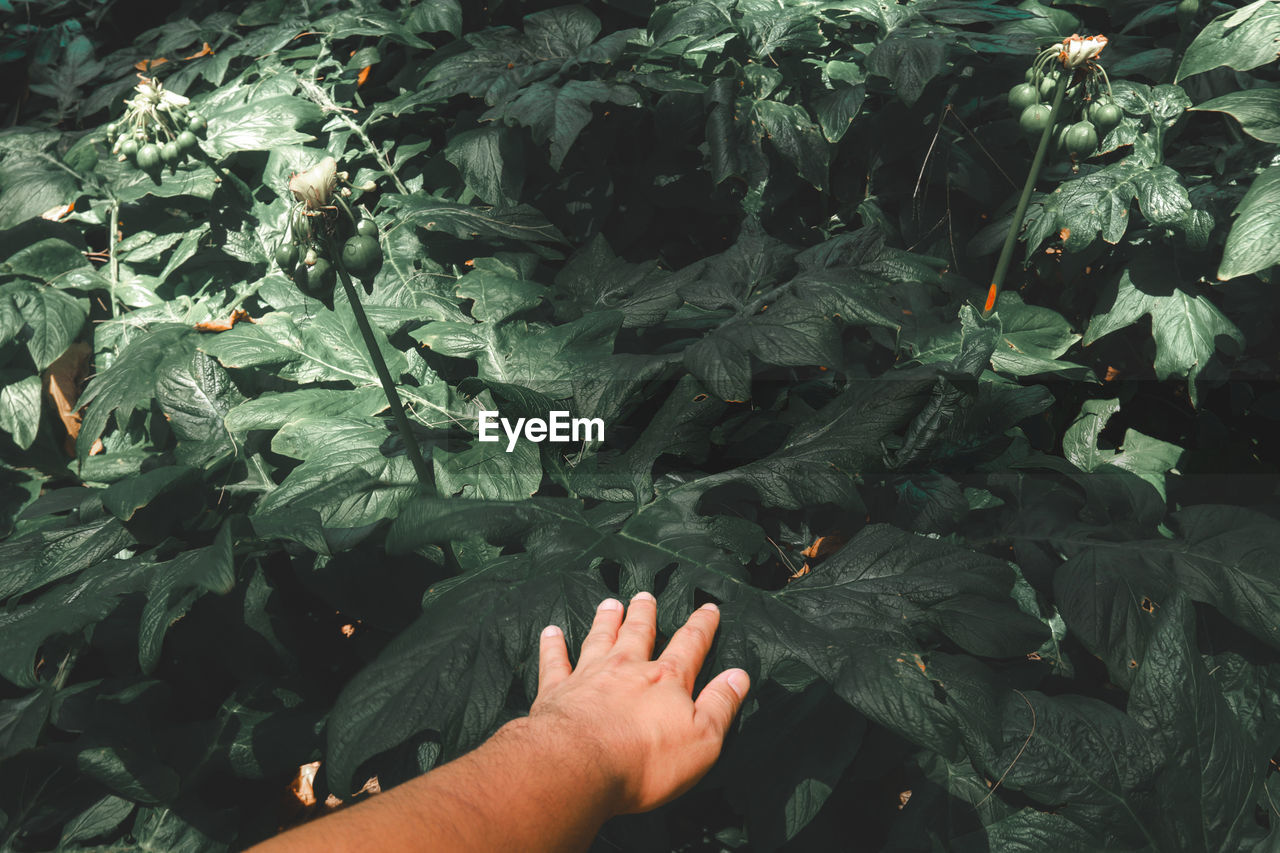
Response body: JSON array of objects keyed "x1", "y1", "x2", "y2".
[{"x1": 252, "y1": 718, "x2": 621, "y2": 853}]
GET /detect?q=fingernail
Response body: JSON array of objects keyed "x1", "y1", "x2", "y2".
[
  {"x1": 541, "y1": 625, "x2": 561, "y2": 638},
  {"x1": 632, "y1": 591, "x2": 655, "y2": 603},
  {"x1": 598, "y1": 598, "x2": 623, "y2": 612},
  {"x1": 699, "y1": 602, "x2": 719, "y2": 613},
  {"x1": 727, "y1": 669, "x2": 749, "y2": 698}
]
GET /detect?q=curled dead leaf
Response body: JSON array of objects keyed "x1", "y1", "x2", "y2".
[{"x1": 194, "y1": 309, "x2": 255, "y2": 332}]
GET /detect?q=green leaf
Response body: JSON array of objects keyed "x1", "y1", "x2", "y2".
[
  {"x1": 0, "y1": 515, "x2": 135, "y2": 601},
  {"x1": 444, "y1": 126, "x2": 524, "y2": 207},
  {"x1": 99, "y1": 156, "x2": 220, "y2": 203},
  {"x1": 413, "y1": 311, "x2": 623, "y2": 401},
  {"x1": 407, "y1": 0, "x2": 462, "y2": 37},
  {"x1": 0, "y1": 374, "x2": 41, "y2": 449},
  {"x1": 102, "y1": 466, "x2": 198, "y2": 522},
  {"x1": 58, "y1": 795, "x2": 136, "y2": 847},
  {"x1": 138, "y1": 523, "x2": 236, "y2": 673},
  {"x1": 991, "y1": 692, "x2": 1163, "y2": 849},
  {"x1": 434, "y1": 435, "x2": 542, "y2": 500},
  {"x1": 910, "y1": 293, "x2": 1086, "y2": 378},
  {"x1": 1163, "y1": 505, "x2": 1280, "y2": 652},
  {"x1": 78, "y1": 325, "x2": 196, "y2": 458},
  {"x1": 1084, "y1": 253, "x2": 1243, "y2": 404},
  {"x1": 1218, "y1": 164, "x2": 1280, "y2": 281},
  {"x1": 1192, "y1": 89, "x2": 1280, "y2": 144},
  {"x1": 553, "y1": 233, "x2": 679, "y2": 327},
  {"x1": 128, "y1": 804, "x2": 232, "y2": 852},
  {"x1": 381, "y1": 193, "x2": 565, "y2": 243},
  {"x1": 455, "y1": 259, "x2": 544, "y2": 323},
  {"x1": 0, "y1": 156, "x2": 78, "y2": 229},
  {"x1": 0, "y1": 281, "x2": 88, "y2": 371},
  {"x1": 1062, "y1": 399, "x2": 1182, "y2": 500},
  {"x1": 1, "y1": 237, "x2": 89, "y2": 283},
  {"x1": 755, "y1": 100, "x2": 829, "y2": 189},
  {"x1": 0, "y1": 559, "x2": 144, "y2": 687},
  {"x1": 0, "y1": 686, "x2": 51, "y2": 762},
  {"x1": 1033, "y1": 161, "x2": 1190, "y2": 250},
  {"x1": 223, "y1": 387, "x2": 388, "y2": 436},
  {"x1": 813, "y1": 81, "x2": 866, "y2": 143},
  {"x1": 1177, "y1": 0, "x2": 1280, "y2": 80},
  {"x1": 483, "y1": 80, "x2": 640, "y2": 171},
  {"x1": 1127, "y1": 593, "x2": 1260, "y2": 852},
  {"x1": 201, "y1": 93, "x2": 323, "y2": 159},
  {"x1": 255, "y1": 417, "x2": 418, "y2": 529},
  {"x1": 866, "y1": 34, "x2": 946, "y2": 107},
  {"x1": 198, "y1": 306, "x2": 462, "y2": 429},
  {"x1": 325, "y1": 552, "x2": 611, "y2": 793}
]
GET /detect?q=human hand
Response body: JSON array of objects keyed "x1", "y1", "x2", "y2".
[{"x1": 528, "y1": 592, "x2": 750, "y2": 815}]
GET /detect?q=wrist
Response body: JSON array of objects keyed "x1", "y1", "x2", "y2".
[{"x1": 495, "y1": 715, "x2": 627, "y2": 819}]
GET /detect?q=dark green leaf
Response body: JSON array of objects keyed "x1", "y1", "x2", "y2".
[
  {"x1": 1177, "y1": 1, "x2": 1280, "y2": 79},
  {"x1": 1218, "y1": 164, "x2": 1280, "y2": 281},
  {"x1": 1192, "y1": 89, "x2": 1280, "y2": 144}
]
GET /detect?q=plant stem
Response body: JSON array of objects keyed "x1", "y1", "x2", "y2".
[
  {"x1": 984, "y1": 72, "x2": 1070, "y2": 318},
  {"x1": 107, "y1": 202, "x2": 120, "y2": 318},
  {"x1": 332, "y1": 254, "x2": 434, "y2": 490}
]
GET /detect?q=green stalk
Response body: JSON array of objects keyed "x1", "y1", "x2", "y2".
[
  {"x1": 985, "y1": 71, "x2": 1070, "y2": 318},
  {"x1": 332, "y1": 247, "x2": 434, "y2": 491}
]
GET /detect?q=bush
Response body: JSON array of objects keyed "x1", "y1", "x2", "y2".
[{"x1": 0, "y1": 0, "x2": 1278, "y2": 849}]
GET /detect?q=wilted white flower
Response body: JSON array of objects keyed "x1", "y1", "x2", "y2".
[
  {"x1": 289, "y1": 157, "x2": 338, "y2": 209},
  {"x1": 1058, "y1": 34, "x2": 1108, "y2": 69}
]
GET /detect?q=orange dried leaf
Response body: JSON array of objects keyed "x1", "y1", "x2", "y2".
[
  {"x1": 40, "y1": 202, "x2": 74, "y2": 221},
  {"x1": 133, "y1": 57, "x2": 169, "y2": 71},
  {"x1": 1104, "y1": 366, "x2": 1120, "y2": 382},
  {"x1": 1059, "y1": 227, "x2": 1071, "y2": 241},
  {"x1": 801, "y1": 534, "x2": 844, "y2": 560},
  {"x1": 357, "y1": 65, "x2": 371, "y2": 87},
  {"x1": 194, "y1": 309, "x2": 254, "y2": 332},
  {"x1": 43, "y1": 342, "x2": 91, "y2": 453},
  {"x1": 184, "y1": 42, "x2": 214, "y2": 60},
  {"x1": 983, "y1": 283, "x2": 998, "y2": 313},
  {"x1": 290, "y1": 762, "x2": 321, "y2": 808}
]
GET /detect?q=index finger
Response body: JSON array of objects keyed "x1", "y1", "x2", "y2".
[{"x1": 656, "y1": 602, "x2": 720, "y2": 692}]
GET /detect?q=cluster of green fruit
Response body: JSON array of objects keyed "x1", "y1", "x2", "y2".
[
  {"x1": 1007, "y1": 42, "x2": 1122, "y2": 160},
  {"x1": 105, "y1": 76, "x2": 205, "y2": 174},
  {"x1": 276, "y1": 203, "x2": 383, "y2": 297}
]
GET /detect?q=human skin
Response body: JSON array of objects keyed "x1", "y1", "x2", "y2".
[{"x1": 252, "y1": 591, "x2": 750, "y2": 852}]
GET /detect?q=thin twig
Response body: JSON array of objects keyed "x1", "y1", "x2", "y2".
[
  {"x1": 945, "y1": 106, "x2": 1019, "y2": 190},
  {"x1": 976, "y1": 688, "x2": 1037, "y2": 808}
]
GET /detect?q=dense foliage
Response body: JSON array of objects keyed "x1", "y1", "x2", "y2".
[{"x1": 2, "y1": 0, "x2": 1279, "y2": 849}]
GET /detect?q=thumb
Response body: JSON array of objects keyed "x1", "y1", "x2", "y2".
[{"x1": 693, "y1": 668, "x2": 750, "y2": 737}]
